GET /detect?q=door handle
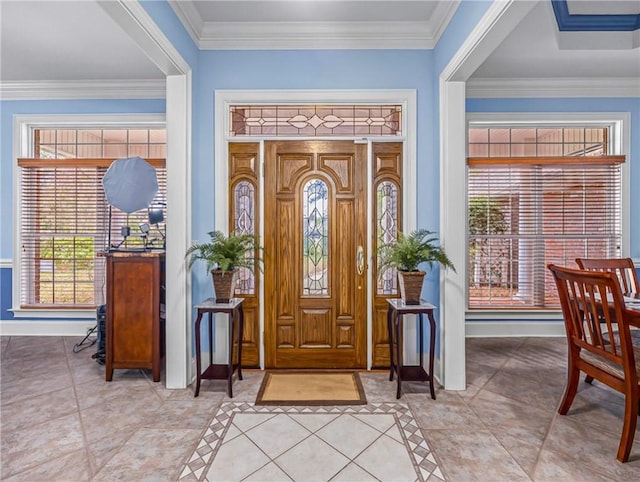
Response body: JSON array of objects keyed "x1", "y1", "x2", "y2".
[{"x1": 356, "y1": 245, "x2": 365, "y2": 276}]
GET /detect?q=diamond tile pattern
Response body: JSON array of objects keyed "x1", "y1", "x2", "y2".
[{"x1": 179, "y1": 403, "x2": 442, "y2": 482}]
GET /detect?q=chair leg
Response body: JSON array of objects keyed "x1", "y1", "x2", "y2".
[
  {"x1": 617, "y1": 390, "x2": 639, "y2": 462},
  {"x1": 584, "y1": 374, "x2": 594, "y2": 384},
  {"x1": 558, "y1": 365, "x2": 580, "y2": 415}
]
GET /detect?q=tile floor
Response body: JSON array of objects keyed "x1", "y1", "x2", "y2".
[{"x1": 1, "y1": 335, "x2": 640, "y2": 481}]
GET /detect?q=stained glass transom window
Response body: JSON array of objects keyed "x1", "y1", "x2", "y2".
[
  {"x1": 230, "y1": 105, "x2": 402, "y2": 137},
  {"x1": 377, "y1": 181, "x2": 399, "y2": 295},
  {"x1": 233, "y1": 180, "x2": 256, "y2": 294},
  {"x1": 303, "y1": 179, "x2": 329, "y2": 296}
]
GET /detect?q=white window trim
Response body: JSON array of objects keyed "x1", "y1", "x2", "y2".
[
  {"x1": 464, "y1": 111, "x2": 631, "y2": 318},
  {"x1": 12, "y1": 114, "x2": 166, "y2": 319}
]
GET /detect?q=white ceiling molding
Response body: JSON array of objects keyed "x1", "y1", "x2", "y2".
[
  {"x1": 168, "y1": 0, "x2": 202, "y2": 46},
  {"x1": 97, "y1": 0, "x2": 191, "y2": 75},
  {"x1": 199, "y1": 21, "x2": 438, "y2": 49},
  {"x1": 466, "y1": 77, "x2": 640, "y2": 98},
  {"x1": 0, "y1": 79, "x2": 167, "y2": 100},
  {"x1": 169, "y1": 1, "x2": 459, "y2": 50},
  {"x1": 557, "y1": 30, "x2": 639, "y2": 50}
]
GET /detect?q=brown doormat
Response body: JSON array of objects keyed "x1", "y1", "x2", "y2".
[{"x1": 255, "y1": 371, "x2": 367, "y2": 406}]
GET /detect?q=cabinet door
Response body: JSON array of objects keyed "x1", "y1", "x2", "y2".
[{"x1": 110, "y1": 257, "x2": 157, "y2": 363}]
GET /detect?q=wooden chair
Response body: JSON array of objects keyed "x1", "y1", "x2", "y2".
[
  {"x1": 575, "y1": 258, "x2": 640, "y2": 384},
  {"x1": 548, "y1": 264, "x2": 640, "y2": 462},
  {"x1": 575, "y1": 257, "x2": 639, "y2": 294}
]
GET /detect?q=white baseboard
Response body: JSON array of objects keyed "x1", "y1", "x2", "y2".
[
  {"x1": 466, "y1": 321, "x2": 565, "y2": 338},
  {"x1": 0, "y1": 320, "x2": 95, "y2": 336}
]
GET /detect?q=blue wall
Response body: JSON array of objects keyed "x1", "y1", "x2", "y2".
[
  {"x1": 467, "y1": 97, "x2": 640, "y2": 257},
  {"x1": 139, "y1": 0, "x2": 199, "y2": 69},
  {"x1": 189, "y1": 49, "x2": 435, "y2": 305},
  {"x1": 0, "y1": 99, "x2": 165, "y2": 321}
]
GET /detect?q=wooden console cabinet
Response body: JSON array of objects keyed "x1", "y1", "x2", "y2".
[{"x1": 105, "y1": 251, "x2": 165, "y2": 382}]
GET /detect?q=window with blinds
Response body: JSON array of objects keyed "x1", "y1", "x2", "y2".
[
  {"x1": 18, "y1": 128, "x2": 166, "y2": 309},
  {"x1": 467, "y1": 126, "x2": 624, "y2": 309}
]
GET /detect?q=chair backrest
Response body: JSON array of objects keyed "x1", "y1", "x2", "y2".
[
  {"x1": 548, "y1": 264, "x2": 637, "y2": 384},
  {"x1": 575, "y1": 257, "x2": 639, "y2": 294}
]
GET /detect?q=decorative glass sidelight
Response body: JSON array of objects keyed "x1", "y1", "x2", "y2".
[
  {"x1": 230, "y1": 105, "x2": 402, "y2": 137},
  {"x1": 302, "y1": 179, "x2": 329, "y2": 295},
  {"x1": 233, "y1": 180, "x2": 256, "y2": 294},
  {"x1": 377, "y1": 180, "x2": 399, "y2": 295}
]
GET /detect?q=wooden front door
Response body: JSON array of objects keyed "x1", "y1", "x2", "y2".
[{"x1": 264, "y1": 140, "x2": 367, "y2": 368}]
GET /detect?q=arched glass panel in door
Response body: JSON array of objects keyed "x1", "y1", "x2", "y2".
[
  {"x1": 302, "y1": 179, "x2": 329, "y2": 296},
  {"x1": 377, "y1": 180, "x2": 399, "y2": 295},
  {"x1": 233, "y1": 180, "x2": 256, "y2": 294}
]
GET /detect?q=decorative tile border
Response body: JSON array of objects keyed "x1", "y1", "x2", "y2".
[{"x1": 178, "y1": 402, "x2": 445, "y2": 481}]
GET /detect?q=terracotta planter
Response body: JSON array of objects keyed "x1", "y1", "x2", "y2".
[
  {"x1": 211, "y1": 269, "x2": 238, "y2": 303},
  {"x1": 397, "y1": 270, "x2": 425, "y2": 305}
]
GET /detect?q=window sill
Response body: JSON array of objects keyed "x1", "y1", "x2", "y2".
[{"x1": 10, "y1": 308, "x2": 96, "y2": 319}]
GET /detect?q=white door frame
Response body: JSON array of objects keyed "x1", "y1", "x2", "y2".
[
  {"x1": 99, "y1": 1, "x2": 193, "y2": 389},
  {"x1": 439, "y1": 0, "x2": 538, "y2": 389},
  {"x1": 214, "y1": 90, "x2": 417, "y2": 370}
]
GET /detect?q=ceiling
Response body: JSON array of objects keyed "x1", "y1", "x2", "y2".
[{"x1": 0, "y1": 1, "x2": 638, "y2": 94}]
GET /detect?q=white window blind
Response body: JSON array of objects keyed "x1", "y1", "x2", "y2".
[
  {"x1": 18, "y1": 157, "x2": 166, "y2": 308},
  {"x1": 468, "y1": 155, "x2": 624, "y2": 309}
]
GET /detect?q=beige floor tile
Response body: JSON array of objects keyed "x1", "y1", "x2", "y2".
[
  {"x1": 543, "y1": 415, "x2": 640, "y2": 478},
  {"x1": 91, "y1": 428, "x2": 201, "y2": 481},
  {"x1": 316, "y1": 414, "x2": 383, "y2": 459},
  {"x1": 532, "y1": 448, "x2": 620, "y2": 482},
  {"x1": 275, "y1": 435, "x2": 351, "y2": 482},
  {"x1": 481, "y1": 368, "x2": 565, "y2": 411},
  {"x1": 289, "y1": 413, "x2": 340, "y2": 432},
  {"x1": 353, "y1": 433, "x2": 418, "y2": 482},
  {"x1": 0, "y1": 412, "x2": 85, "y2": 478},
  {"x1": 245, "y1": 414, "x2": 312, "y2": 458},
  {"x1": 243, "y1": 461, "x2": 293, "y2": 481},
  {"x1": 1, "y1": 386, "x2": 77, "y2": 433},
  {"x1": 2, "y1": 449, "x2": 91, "y2": 482},
  {"x1": 408, "y1": 391, "x2": 485, "y2": 430},
  {"x1": 205, "y1": 433, "x2": 270, "y2": 481},
  {"x1": 331, "y1": 462, "x2": 379, "y2": 481},
  {"x1": 424, "y1": 428, "x2": 530, "y2": 481},
  {"x1": 1, "y1": 369, "x2": 74, "y2": 406}
]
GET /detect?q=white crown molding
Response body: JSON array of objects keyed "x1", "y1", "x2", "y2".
[
  {"x1": 168, "y1": 0, "x2": 202, "y2": 46},
  {"x1": 558, "y1": 30, "x2": 639, "y2": 50},
  {"x1": 466, "y1": 77, "x2": 640, "y2": 98},
  {"x1": 0, "y1": 79, "x2": 166, "y2": 100},
  {"x1": 169, "y1": 1, "x2": 459, "y2": 50},
  {"x1": 198, "y1": 21, "x2": 436, "y2": 49},
  {"x1": 430, "y1": 0, "x2": 461, "y2": 43}
]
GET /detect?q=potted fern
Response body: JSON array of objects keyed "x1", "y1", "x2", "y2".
[
  {"x1": 186, "y1": 230, "x2": 262, "y2": 303},
  {"x1": 378, "y1": 229, "x2": 455, "y2": 304}
]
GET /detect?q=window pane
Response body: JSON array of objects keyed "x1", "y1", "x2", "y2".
[
  {"x1": 467, "y1": 127, "x2": 608, "y2": 160},
  {"x1": 230, "y1": 104, "x2": 402, "y2": 137},
  {"x1": 468, "y1": 128, "x2": 488, "y2": 143},
  {"x1": 510, "y1": 129, "x2": 536, "y2": 143},
  {"x1": 303, "y1": 179, "x2": 329, "y2": 296},
  {"x1": 489, "y1": 129, "x2": 509, "y2": 143},
  {"x1": 377, "y1": 181, "x2": 399, "y2": 295},
  {"x1": 234, "y1": 180, "x2": 256, "y2": 295}
]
